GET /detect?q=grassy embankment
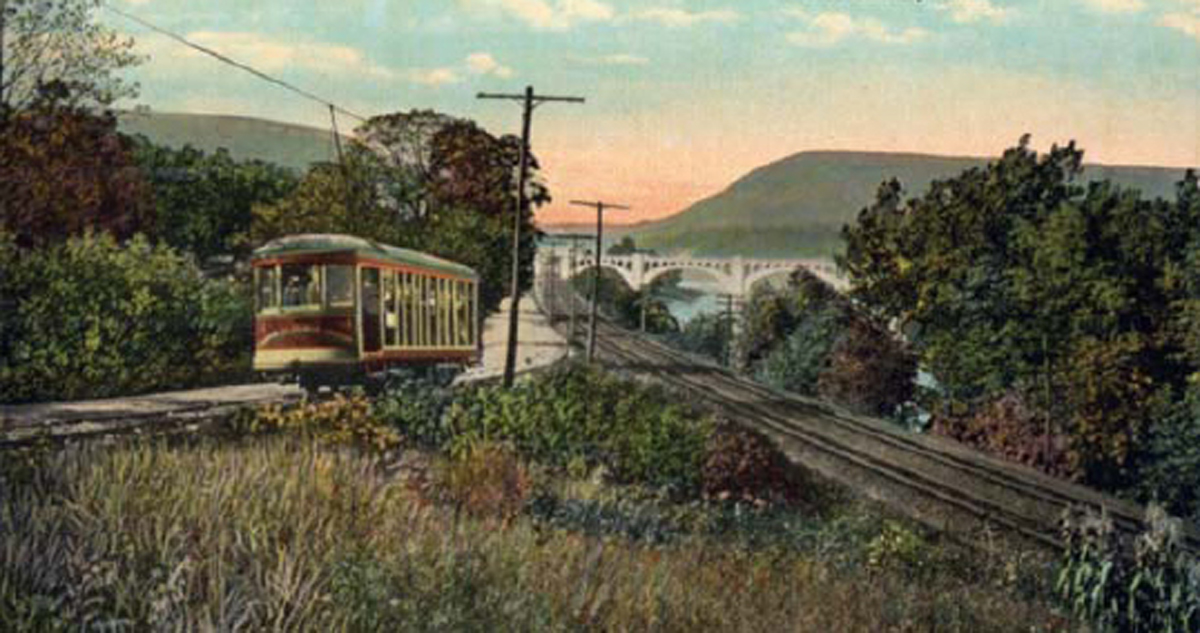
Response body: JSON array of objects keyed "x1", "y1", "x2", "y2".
[{"x1": 0, "y1": 365, "x2": 1062, "y2": 631}]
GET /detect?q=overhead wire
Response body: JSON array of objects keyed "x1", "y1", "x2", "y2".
[{"x1": 102, "y1": 2, "x2": 368, "y2": 123}]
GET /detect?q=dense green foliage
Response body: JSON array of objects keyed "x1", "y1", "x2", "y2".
[
  {"x1": 0, "y1": 232, "x2": 252, "y2": 403},
  {"x1": 607, "y1": 235, "x2": 638, "y2": 255},
  {"x1": 444, "y1": 365, "x2": 711, "y2": 492},
  {"x1": 738, "y1": 269, "x2": 916, "y2": 418},
  {"x1": 1057, "y1": 505, "x2": 1199, "y2": 632},
  {"x1": 667, "y1": 311, "x2": 733, "y2": 364},
  {"x1": 840, "y1": 137, "x2": 1200, "y2": 504},
  {"x1": 131, "y1": 137, "x2": 298, "y2": 262},
  {"x1": 570, "y1": 269, "x2": 679, "y2": 334}
]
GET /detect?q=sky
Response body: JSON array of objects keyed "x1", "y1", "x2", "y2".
[{"x1": 103, "y1": 0, "x2": 1200, "y2": 224}]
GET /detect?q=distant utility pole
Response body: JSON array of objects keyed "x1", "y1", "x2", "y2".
[
  {"x1": 570, "y1": 200, "x2": 630, "y2": 363},
  {"x1": 557, "y1": 232, "x2": 592, "y2": 346},
  {"x1": 717, "y1": 293, "x2": 736, "y2": 367},
  {"x1": 478, "y1": 86, "x2": 584, "y2": 388}
]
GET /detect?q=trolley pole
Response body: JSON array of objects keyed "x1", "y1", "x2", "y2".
[
  {"x1": 569, "y1": 200, "x2": 630, "y2": 363},
  {"x1": 478, "y1": 87, "x2": 584, "y2": 388}
]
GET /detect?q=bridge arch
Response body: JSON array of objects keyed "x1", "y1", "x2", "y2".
[
  {"x1": 641, "y1": 263, "x2": 736, "y2": 294},
  {"x1": 744, "y1": 266, "x2": 797, "y2": 293},
  {"x1": 570, "y1": 263, "x2": 638, "y2": 290}
]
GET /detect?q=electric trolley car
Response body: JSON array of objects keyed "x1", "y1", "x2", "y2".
[{"x1": 252, "y1": 234, "x2": 481, "y2": 389}]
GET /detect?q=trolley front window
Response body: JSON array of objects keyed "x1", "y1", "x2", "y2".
[
  {"x1": 256, "y1": 266, "x2": 278, "y2": 311},
  {"x1": 325, "y1": 265, "x2": 354, "y2": 307},
  {"x1": 281, "y1": 264, "x2": 322, "y2": 309}
]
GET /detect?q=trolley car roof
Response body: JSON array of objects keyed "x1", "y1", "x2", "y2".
[{"x1": 253, "y1": 234, "x2": 478, "y2": 279}]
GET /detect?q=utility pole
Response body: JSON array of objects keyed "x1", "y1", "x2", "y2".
[
  {"x1": 478, "y1": 86, "x2": 584, "y2": 388},
  {"x1": 569, "y1": 200, "x2": 630, "y2": 363}
]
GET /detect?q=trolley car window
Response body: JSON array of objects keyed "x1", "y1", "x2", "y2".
[
  {"x1": 384, "y1": 271, "x2": 398, "y2": 347},
  {"x1": 256, "y1": 266, "x2": 278, "y2": 311},
  {"x1": 325, "y1": 265, "x2": 353, "y2": 307},
  {"x1": 281, "y1": 264, "x2": 321, "y2": 309},
  {"x1": 456, "y1": 281, "x2": 470, "y2": 346}
]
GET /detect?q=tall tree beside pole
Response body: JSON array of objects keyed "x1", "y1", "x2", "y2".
[
  {"x1": 477, "y1": 87, "x2": 583, "y2": 388},
  {"x1": 569, "y1": 199, "x2": 630, "y2": 363}
]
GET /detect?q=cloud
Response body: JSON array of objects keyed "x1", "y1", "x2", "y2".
[
  {"x1": 139, "y1": 31, "x2": 399, "y2": 80},
  {"x1": 1077, "y1": 0, "x2": 1145, "y2": 13},
  {"x1": 626, "y1": 7, "x2": 739, "y2": 28},
  {"x1": 573, "y1": 53, "x2": 649, "y2": 65},
  {"x1": 938, "y1": 0, "x2": 1015, "y2": 24},
  {"x1": 1160, "y1": 10, "x2": 1200, "y2": 41},
  {"x1": 785, "y1": 10, "x2": 930, "y2": 47},
  {"x1": 408, "y1": 67, "x2": 461, "y2": 86},
  {"x1": 138, "y1": 32, "x2": 517, "y2": 89},
  {"x1": 478, "y1": 0, "x2": 614, "y2": 30},
  {"x1": 466, "y1": 52, "x2": 513, "y2": 78}
]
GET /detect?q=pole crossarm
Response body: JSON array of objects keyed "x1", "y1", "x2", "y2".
[
  {"x1": 477, "y1": 92, "x2": 586, "y2": 108},
  {"x1": 477, "y1": 86, "x2": 584, "y2": 388}
]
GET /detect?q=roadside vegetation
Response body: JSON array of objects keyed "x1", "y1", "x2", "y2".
[{"x1": 1, "y1": 364, "x2": 1070, "y2": 631}]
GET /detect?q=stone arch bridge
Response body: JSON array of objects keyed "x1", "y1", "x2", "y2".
[{"x1": 539, "y1": 247, "x2": 847, "y2": 300}]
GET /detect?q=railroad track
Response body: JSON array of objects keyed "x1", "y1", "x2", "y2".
[{"x1": 540, "y1": 277, "x2": 1199, "y2": 553}]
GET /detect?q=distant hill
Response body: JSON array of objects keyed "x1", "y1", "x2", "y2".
[
  {"x1": 117, "y1": 110, "x2": 337, "y2": 173},
  {"x1": 629, "y1": 151, "x2": 1191, "y2": 258}
]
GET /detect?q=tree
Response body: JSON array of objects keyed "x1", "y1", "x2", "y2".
[
  {"x1": 250, "y1": 156, "x2": 401, "y2": 246},
  {"x1": 840, "y1": 137, "x2": 1199, "y2": 488},
  {"x1": 1, "y1": 0, "x2": 142, "y2": 113},
  {"x1": 130, "y1": 138, "x2": 298, "y2": 262},
  {"x1": 608, "y1": 235, "x2": 637, "y2": 255},
  {"x1": 0, "y1": 103, "x2": 153, "y2": 248},
  {"x1": 249, "y1": 109, "x2": 551, "y2": 315}
]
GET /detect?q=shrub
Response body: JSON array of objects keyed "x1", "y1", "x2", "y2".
[
  {"x1": 0, "y1": 232, "x2": 252, "y2": 403},
  {"x1": 866, "y1": 520, "x2": 930, "y2": 575},
  {"x1": 373, "y1": 377, "x2": 456, "y2": 448},
  {"x1": 817, "y1": 317, "x2": 916, "y2": 418},
  {"x1": 701, "y1": 421, "x2": 811, "y2": 506},
  {"x1": 444, "y1": 364, "x2": 710, "y2": 492},
  {"x1": 668, "y1": 311, "x2": 731, "y2": 363},
  {"x1": 1136, "y1": 395, "x2": 1200, "y2": 526},
  {"x1": 249, "y1": 395, "x2": 401, "y2": 453},
  {"x1": 745, "y1": 268, "x2": 916, "y2": 422},
  {"x1": 1057, "y1": 504, "x2": 1200, "y2": 632},
  {"x1": 931, "y1": 392, "x2": 1074, "y2": 479},
  {"x1": 431, "y1": 442, "x2": 532, "y2": 521},
  {"x1": 755, "y1": 303, "x2": 842, "y2": 396}
]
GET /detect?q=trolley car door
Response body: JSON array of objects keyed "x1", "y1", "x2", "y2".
[{"x1": 361, "y1": 267, "x2": 382, "y2": 353}]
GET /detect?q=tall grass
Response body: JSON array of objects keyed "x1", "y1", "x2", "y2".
[{"x1": 1, "y1": 437, "x2": 1061, "y2": 631}]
